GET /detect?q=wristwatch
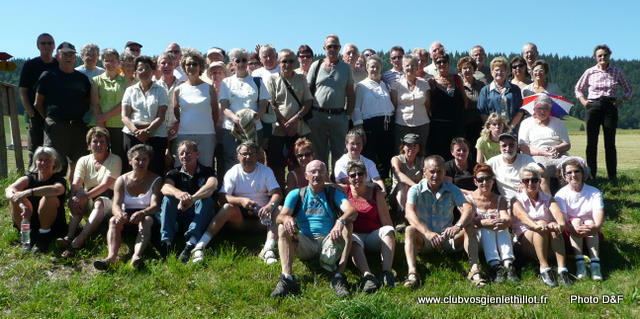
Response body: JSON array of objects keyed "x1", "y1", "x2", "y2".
[
  {"x1": 337, "y1": 218, "x2": 346, "y2": 225},
  {"x1": 145, "y1": 128, "x2": 152, "y2": 135},
  {"x1": 455, "y1": 222, "x2": 463, "y2": 229}
]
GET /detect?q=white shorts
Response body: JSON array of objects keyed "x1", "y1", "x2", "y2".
[{"x1": 352, "y1": 225, "x2": 395, "y2": 252}]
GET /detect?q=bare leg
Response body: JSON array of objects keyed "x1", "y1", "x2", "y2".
[
  {"x1": 350, "y1": 242, "x2": 372, "y2": 275},
  {"x1": 65, "y1": 204, "x2": 84, "y2": 242},
  {"x1": 37, "y1": 196, "x2": 60, "y2": 229},
  {"x1": 381, "y1": 233, "x2": 396, "y2": 272},
  {"x1": 131, "y1": 216, "x2": 154, "y2": 264},
  {"x1": 9, "y1": 199, "x2": 32, "y2": 225},
  {"x1": 404, "y1": 225, "x2": 424, "y2": 275},
  {"x1": 71, "y1": 199, "x2": 106, "y2": 248},
  {"x1": 461, "y1": 225, "x2": 480, "y2": 271},
  {"x1": 525, "y1": 230, "x2": 550, "y2": 269},
  {"x1": 202, "y1": 204, "x2": 243, "y2": 240},
  {"x1": 336, "y1": 223, "x2": 353, "y2": 274},
  {"x1": 278, "y1": 224, "x2": 296, "y2": 276},
  {"x1": 550, "y1": 230, "x2": 567, "y2": 268},
  {"x1": 105, "y1": 216, "x2": 123, "y2": 264}
]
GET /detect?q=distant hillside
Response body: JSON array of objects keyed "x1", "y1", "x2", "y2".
[{"x1": 1, "y1": 52, "x2": 638, "y2": 128}]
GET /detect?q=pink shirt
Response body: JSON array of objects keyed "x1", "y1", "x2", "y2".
[
  {"x1": 574, "y1": 65, "x2": 633, "y2": 100},
  {"x1": 554, "y1": 184, "x2": 604, "y2": 220},
  {"x1": 513, "y1": 191, "x2": 553, "y2": 236}
]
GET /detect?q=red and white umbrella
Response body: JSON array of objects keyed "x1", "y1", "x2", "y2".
[{"x1": 521, "y1": 93, "x2": 573, "y2": 116}]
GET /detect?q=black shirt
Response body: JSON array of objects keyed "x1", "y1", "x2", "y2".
[
  {"x1": 35, "y1": 68, "x2": 91, "y2": 121},
  {"x1": 165, "y1": 164, "x2": 215, "y2": 196},
  {"x1": 444, "y1": 159, "x2": 476, "y2": 191},
  {"x1": 19, "y1": 57, "x2": 59, "y2": 100}
]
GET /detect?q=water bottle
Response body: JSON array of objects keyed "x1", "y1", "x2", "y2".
[
  {"x1": 20, "y1": 218, "x2": 30, "y2": 245},
  {"x1": 260, "y1": 204, "x2": 272, "y2": 227}
]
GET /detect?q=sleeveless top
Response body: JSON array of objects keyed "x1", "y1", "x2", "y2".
[
  {"x1": 177, "y1": 82, "x2": 215, "y2": 135},
  {"x1": 122, "y1": 176, "x2": 161, "y2": 210},
  {"x1": 467, "y1": 194, "x2": 503, "y2": 220},
  {"x1": 347, "y1": 186, "x2": 382, "y2": 234},
  {"x1": 391, "y1": 154, "x2": 424, "y2": 194}
]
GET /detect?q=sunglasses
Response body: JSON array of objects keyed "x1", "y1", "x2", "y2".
[
  {"x1": 391, "y1": 56, "x2": 402, "y2": 60},
  {"x1": 475, "y1": 176, "x2": 493, "y2": 183},
  {"x1": 565, "y1": 170, "x2": 582, "y2": 175},
  {"x1": 522, "y1": 178, "x2": 540, "y2": 184},
  {"x1": 280, "y1": 59, "x2": 295, "y2": 64},
  {"x1": 435, "y1": 60, "x2": 448, "y2": 65},
  {"x1": 296, "y1": 151, "x2": 313, "y2": 159},
  {"x1": 298, "y1": 55, "x2": 312, "y2": 59},
  {"x1": 348, "y1": 171, "x2": 366, "y2": 178},
  {"x1": 234, "y1": 58, "x2": 248, "y2": 63},
  {"x1": 512, "y1": 64, "x2": 525, "y2": 69}
]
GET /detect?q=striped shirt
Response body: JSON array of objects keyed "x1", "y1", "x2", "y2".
[{"x1": 574, "y1": 65, "x2": 633, "y2": 100}]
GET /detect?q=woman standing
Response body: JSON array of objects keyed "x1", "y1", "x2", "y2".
[
  {"x1": 427, "y1": 53, "x2": 466, "y2": 160},
  {"x1": 509, "y1": 55, "x2": 531, "y2": 91},
  {"x1": 121, "y1": 56, "x2": 168, "y2": 175},
  {"x1": 295, "y1": 45, "x2": 313, "y2": 76},
  {"x1": 575, "y1": 45, "x2": 633, "y2": 180},
  {"x1": 478, "y1": 57, "x2": 524, "y2": 129},
  {"x1": 173, "y1": 49, "x2": 218, "y2": 168},
  {"x1": 458, "y1": 56, "x2": 484, "y2": 161},
  {"x1": 522, "y1": 60, "x2": 561, "y2": 98}
]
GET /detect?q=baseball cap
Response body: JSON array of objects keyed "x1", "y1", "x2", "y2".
[{"x1": 57, "y1": 42, "x2": 76, "y2": 53}]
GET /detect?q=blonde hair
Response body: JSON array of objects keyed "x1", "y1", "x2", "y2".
[
  {"x1": 489, "y1": 56, "x2": 509, "y2": 71},
  {"x1": 480, "y1": 113, "x2": 510, "y2": 139}
]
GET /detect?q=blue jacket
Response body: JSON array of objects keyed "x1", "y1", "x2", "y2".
[{"x1": 477, "y1": 81, "x2": 523, "y2": 121}]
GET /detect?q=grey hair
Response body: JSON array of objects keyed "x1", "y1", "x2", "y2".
[
  {"x1": 366, "y1": 54, "x2": 382, "y2": 67},
  {"x1": 343, "y1": 43, "x2": 359, "y2": 54},
  {"x1": 520, "y1": 163, "x2": 542, "y2": 179},
  {"x1": 30, "y1": 146, "x2": 63, "y2": 174},
  {"x1": 345, "y1": 160, "x2": 367, "y2": 176},
  {"x1": 228, "y1": 48, "x2": 249, "y2": 61},
  {"x1": 535, "y1": 94, "x2": 552, "y2": 108},
  {"x1": 345, "y1": 128, "x2": 366, "y2": 144},
  {"x1": 119, "y1": 51, "x2": 135, "y2": 64},
  {"x1": 278, "y1": 48, "x2": 295, "y2": 60},
  {"x1": 403, "y1": 54, "x2": 419, "y2": 68},
  {"x1": 259, "y1": 44, "x2": 276, "y2": 56},
  {"x1": 236, "y1": 140, "x2": 259, "y2": 154},
  {"x1": 127, "y1": 144, "x2": 154, "y2": 160},
  {"x1": 424, "y1": 155, "x2": 445, "y2": 169},
  {"x1": 80, "y1": 43, "x2": 99, "y2": 57},
  {"x1": 158, "y1": 51, "x2": 177, "y2": 63},
  {"x1": 101, "y1": 48, "x2": 119, "y2": 61},
  {"x1": 180, "y1": 48, "x2": 206, "y2": 76}
]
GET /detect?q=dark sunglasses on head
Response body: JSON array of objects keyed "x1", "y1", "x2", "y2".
[
  {"x1": 475, "y1": 176, "x2": 493, "y2": 183},
  {"x1": 348, "y1": 171, "x2": 366, "y2": 179},
  {"x1": 522, "y1": 178, "x2": 540, "y2": 184},
  {"x1": 296, "y1": 151, "x2": 313, "y2": 159}
]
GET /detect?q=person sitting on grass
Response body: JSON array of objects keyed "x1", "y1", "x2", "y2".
[
  {"x1": 270, "y1": 160, "x2": 357, "y2": 298},
  {"x1": 403, "y1": 155, "x2": 486, "y2": 288},
  {"x1": 159, "y1": 140, "x2": 217, "y2": 262},
  {"x1": 5, "y1": 146, "x2": 68, "y2": 254},
  {"x1": 555, "y1": 157, "x2": 604, "y2": 281},
  {"x1": 190, "y1": 141, "x2": 282, "y2": 264},
  {"x1": 285, "y1": 137, "x2": 315, "y2": 194},
  {"x1": 333, "y1": 128, "x2": 385, "y2": 193},
  {"x1": 93, "y1": 144, "x2": 162, "y2": 270},
  {"x1": 475, "y1": 113, "x2": 509, "y2": 164},
  {"x1": 389, "y1": 133, "x2": 424, "y2": 231},
  {"x1": 58, "y1": 127, "x2": 121, "y2": 258},
  {"x1": 512, "y1": 163, "x2": 573, "y2": 287},
  {"x1": 344, "y1": 160, "x2": 396, "y2": 292}
]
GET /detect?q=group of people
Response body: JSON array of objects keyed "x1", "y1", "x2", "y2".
[{"x1": 5, "y1": 32, "x2": 628, "y2": 297}]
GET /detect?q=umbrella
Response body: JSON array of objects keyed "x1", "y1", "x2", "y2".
[{"x1": 521, "y1": 92, "x2": 573, "y2": 117}]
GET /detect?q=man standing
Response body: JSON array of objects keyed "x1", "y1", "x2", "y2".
[
  {"x1": 166, "y1": 43, "x2": 187, "y2": 81},
  {"x1": 487, "y1": 132, "x2": 537, "y2": 200},
  {"x1": 19, "y1": 33, "x2": 58, "y2": 166},
  {"x1": 403, "y1": 155, "x2": 485, "y2": 288},
  {"x1": 342, "y1": 43, "x2": 367, "y2": 83},
  {"x1": 471, "y1": 45, "x2": 492, "y2": 85},
  {"x1": 265, "y1": 49, "x2": 313, "y2": 187},
  {"x1": 251, "y1": 44, "x2": 280, "y2": 133},
  {"x1": 202, "y1": 47, "x2": 226, "y2": 84},
  {"x1": 34, "y1": 42, "x2": 91, "y2": 179},
  {"x1": 382, "y1": 46, "x2": 404, "y2": 86},
  {"x1": 124, "y1": 41, "x2": 142, "y2": 57},
  {"x1": 424, "y1": 41, "x2": 445, "y2": 77},
  {"x1": 270, "y1": 160, "x2": 357, "y2": 297},
  {"x1": 160, "y1": 140, "x2": 217, "y2": 262},
  {"x1": 522, "y1": 43, "x2": 539, "y2": 75},
  {"x1": 191, "y1": 142, "x2": 282, "y2": 264},
  {"x1": 307, "y1": 34, "x2": 355, "y2": 170}
]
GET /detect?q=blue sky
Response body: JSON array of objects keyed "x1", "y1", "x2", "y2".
[{"x1": 3, "y1": 0, "x2": 638, "y2": 60}]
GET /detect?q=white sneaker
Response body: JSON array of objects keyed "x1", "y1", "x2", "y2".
[
  {"x1": 259, "y1": 247, "x2": 278, "y2": 265},
  {"x1": 590, "y1": 262, "x2": 602, "y2": 281},
  {"x1": 191, "y1": 247, "x2": 204, "y2": 263},
  {"x1": 576, "y1": 260, "x2": 587, "y2": 279}
]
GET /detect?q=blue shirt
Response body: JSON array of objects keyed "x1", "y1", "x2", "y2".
[
  {"x1": 283, "y1": 186, "x2": 348, "y2": 236},
  {"x1": 407, "y1": 180, "x2": 467, "y2": 233},
  {"x1": 477, "y1": 81, "x2": 523, "y2": 122}
]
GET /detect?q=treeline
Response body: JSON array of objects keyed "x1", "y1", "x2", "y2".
[{"x1": 1, "y1": 53, "x2": 638, "y2": 128}]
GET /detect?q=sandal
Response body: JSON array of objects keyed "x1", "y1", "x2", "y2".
[
  {"x1": 61, "y1": 247, "x2": 77, "y2": 258},
  {"x1": 403, "y1": 272, "x2": 421, "y2": 288},
  {"x1": 467, "y1": 269, "x2": 487, "y2": 287}
]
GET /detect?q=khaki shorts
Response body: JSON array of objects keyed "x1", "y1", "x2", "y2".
[
  {"x1": 83, "y1": 196, "x2": 113, "y2": 217},
  {"x1": 296, "y1": 233, "x2": 344, "y2": 271},
  {"x1": 352, "y1": 225, "x2": 395, "y2": 252},
  {"x1": 420, "y1": 232, "x2": 461, "y2": 253}
]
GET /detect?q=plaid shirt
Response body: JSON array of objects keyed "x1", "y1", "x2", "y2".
[
  {"x1": 574, "y1": 65, "x2": 633, "y2": 100},
  {"x1": 407, "y1": 180, "x2": 467, "y2": 233}
]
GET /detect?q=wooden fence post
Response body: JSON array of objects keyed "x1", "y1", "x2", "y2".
[{"x1": 0, "y1": 82, "x2": 24, "y2": 178}]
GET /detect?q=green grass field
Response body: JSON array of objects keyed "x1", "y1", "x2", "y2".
[{"x1": 1, "y1": 116, "x2": 640, "y2": 318}]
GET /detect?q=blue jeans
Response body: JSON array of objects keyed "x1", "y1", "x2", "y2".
[{"x1": 160, "y1": 196, "x2": 215, "y2": 243}]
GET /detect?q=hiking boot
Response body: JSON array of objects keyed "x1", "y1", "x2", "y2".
[
  {"x1": 575, "y1": 259, "x2": 587, "y2": 279},
  {"x1": 395, "y1": 222, "x2": 407, "y2": 233},
  {"x1": 381, "y1": 270, "x2": 396, "y2": 288},
  {"x1": 361, "y1": 273, "x2": 380, "y2": 294},
  {"x1": 159, "y1": 242, "x2": 172, "y2": 260},
  {"x1": 492, "y1": 265, "x2": 506, "y2": 283},
  {"x1": 540, "y1": 269, "x2": 558, "y2": 287},
  {"x1": 330, "y1": 274, "x2": 351, "y2": 297},
  {"x1": 32, "y1": 232, "x2": 51, "y2": 254},
  {"x1": 558, "y1": 270, "x2": 574, "y2": 286},
  {"x1": 178, "y1": 243, "x2": 195, "y2": 263},
  {"x1": 590, "y1": 261, "x2": 602, "y2": 281},
  {"x1": 259, "y1": 246, "x2": 278, "y2": 265},
  {"x1": 270, "y1": 274, "x2": 300, "y2": 298},
  {"x1": 403, "y1": 272, "x2": 421, "y2": 289},
  {"x1": 93, "y1": 259, "x2": 111, "y2": 271},
  {"x1": 506, "y1": 264, "x2": 519, "y2": 282},
  {"x1": 21, "y1": 243, "x2": 32, "y2": 255}
]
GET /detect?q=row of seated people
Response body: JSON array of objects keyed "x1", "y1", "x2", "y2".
[{"x1": 5, "y1": 121, "x2": 603, "y2": 297}]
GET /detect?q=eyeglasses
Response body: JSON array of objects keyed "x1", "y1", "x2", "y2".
[
  {"x1": 298, "y1": 55, "x2": 312, "y2": 59},
  {"x1": 512, "y1": 64, "x2": 525, "y2": 69},
  {"x1": 234, "y1": 58, "x2": 248, "y2": 63},
  {"x1": 296, "y1": 151, "x2": 313, "y2": 159},
  {"x1": 280, "y1": 59, "x2": 295, "y2": 64},
  {"x1": 435, "y1": 60, "x2": 448, "y2": 65},
  {"x1": 348, "y1": 171, "x2": 366, "y2": 179},
  {"x1": 522, "y1": 178, "x2": 540, "y2": 184},
  {"x1": 565, "y1": 170, "x2": 582, "y2": 175},
  {"x1": 248, "y1": 61, "x2": 261, "y2": 66},
  {"x1": 185, "y1": 62, "x2": 199, "y2": 67},
  {"x1": 239, "y1": 151, "x2": 256, "y2": 157},
  {"x1": 391, "y1": 56, "x2": 402, "y2": 60},
  {"x1": 475, "y1": 176, "x2": 493, "y2": 183}
]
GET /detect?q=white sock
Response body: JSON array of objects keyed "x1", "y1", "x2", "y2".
[
  {"x1": 197, "y1": 232, "x2": 213, "y2": 248},
  {"x1": 39, "y1": 228, "x2": 51, "y2": 234},
  {"x1": 503, "y1": 259, "x2": 513, "y2": 268},
  {"x1": 264, "y1": 238, "x2": 276, "y2": 250},
  {"x1": 558, "y1": 267, "x2": 568, "y2": 274},
  {"x1": 283, "y1": 273, "x2": 293, "y2": 280},
  {"x1": 540, "y1": 267, "x2": 551, "y2": 273}
]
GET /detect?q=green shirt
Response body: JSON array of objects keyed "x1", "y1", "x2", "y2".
[
  {"x1": 476, "y1": 135, "x2": 501, "y2": 161},
  {"x1": 91, "y1": 73, "x2": 128, "y2": 128}
]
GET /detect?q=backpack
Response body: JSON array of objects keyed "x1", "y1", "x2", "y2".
[{"x1": 292, "y1": 184, "x2": 343, "y2": 219}]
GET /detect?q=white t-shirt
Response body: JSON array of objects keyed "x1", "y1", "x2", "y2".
[
  {"x1": 487, "y1": 154, "x2": 535, "y2": 200},
  {"x1": 518, "y1": 116, "x2": 570, "y2": 150},
  {"x1": 555, "y1": 184, "x2": 604, "y2": 220},
  {"x1": 176, "y1": 82, "x2": 215, "y2": 135},
  {"x1": 220, "y1": 163, "x2": 280, "y2": 206},
  {"x1": 218, "y1": 74, "x2": 270, "y2": 131},
  {"x1": 334, "y1": 154, "x2": 380, "y2": 183},
  {"x1": 174, "y1": 66, "x2": 187, "y2": 82},
  {"x1": 251, "y1": 66, "x2": 280, "y2": 82},
  {"x1": 121, "y1": 81, "x2": 168, "y2": 137}
]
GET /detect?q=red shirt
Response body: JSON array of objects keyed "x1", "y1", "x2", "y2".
[{"x1": 348, "y1": 186, "x2": 382, "y2": 233}]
